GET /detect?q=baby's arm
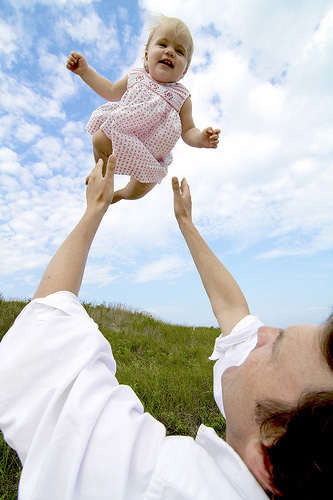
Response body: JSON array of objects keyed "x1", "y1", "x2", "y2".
[
  {"x1": 66, "y1": 51, "x2": 128, "y2": 102},
  {"x1": 180, "y1": 97, "x2": 220, "y2": 149}
]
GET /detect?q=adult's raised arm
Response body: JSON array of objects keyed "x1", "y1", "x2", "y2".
[
  {"x1": 172, "y1": 177, "x2": 250, "y2": 335},
  {"x1": 33, "y1": 156, "x2": 116, "y2": 299}
]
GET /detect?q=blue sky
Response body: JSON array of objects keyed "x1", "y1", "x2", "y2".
[{"x1": 0, "y1": 0, "x2": 332, "y2": 328}]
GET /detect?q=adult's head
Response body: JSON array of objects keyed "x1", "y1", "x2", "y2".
[{"x1": 222, "y1": 313, "x2": 333, "y2": 497}]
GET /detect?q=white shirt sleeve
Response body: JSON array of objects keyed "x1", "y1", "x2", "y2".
[
  {"x1": 209, "y1": 315, "x2": 264, "y2": 418},
  {"x1": 0, "y1": 291, "x2": 166, "y2": 499},
  {"x1": 0, "y1": 291, "x2": 110, "y2": 463}
]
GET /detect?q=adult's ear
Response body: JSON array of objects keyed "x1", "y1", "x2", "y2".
[{"x1": 245, "y1": 439, "x2": 281, "y2": 495}]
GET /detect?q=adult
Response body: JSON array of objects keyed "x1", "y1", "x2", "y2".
[
  {"x1": 0, "y1": 156, "x2": 332, "y2": 499},
  {"x1": 172, "y1": 176, "x2": 333, "y2": 498}
]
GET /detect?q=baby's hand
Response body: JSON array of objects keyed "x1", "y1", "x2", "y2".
[
  {"x1": 200, "y1": 127, "x2": 221, "y2": 149},
  {"x1": 66, "y1": 51, "x2": 88, "y2": 76}
]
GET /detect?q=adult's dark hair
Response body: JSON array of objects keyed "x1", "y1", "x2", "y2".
[
  {"x1": 255, "y1": 313, "x2": 333, "y2": 499},
  {"x1": 321, "y1": 311, "x2": 333, "y2": 370}
]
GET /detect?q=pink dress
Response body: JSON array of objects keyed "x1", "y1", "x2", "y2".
[{"x1": 86, "y1": 68, "x2": 190, "y2": 183}]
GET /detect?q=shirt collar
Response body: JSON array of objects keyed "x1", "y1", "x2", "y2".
[{"x1": 196, "y1": 425, "x2": 269, "y2": 500}]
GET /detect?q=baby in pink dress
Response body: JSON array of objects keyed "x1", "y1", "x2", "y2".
[{"x1": 67, "y1": 15, "x2": 220, "y2": 203}]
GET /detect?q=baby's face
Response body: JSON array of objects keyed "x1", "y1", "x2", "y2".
[{"x1": 145, "y1": 28, "x2": 190, "y2": 83}]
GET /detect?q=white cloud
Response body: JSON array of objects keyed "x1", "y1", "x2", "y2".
[
  {"x1": 32, "y1": 133, "x2": 91, "y2": 177},
  {"x1": 248, "y1": 83, "x2": 285, "y2": 121},
  {"x1": 309, "y1": 128, "x2": 333, "y2": 156},
  {"x1": 134, "y1": 255, "x2": 191, "y2": 283},
  {"x1": 0, "y1": 176, "x2": 85, "y2": 277},
  {"x1": 59, "y1": 11, "x2": 108, "y2": 43},
  {"x1": 0, "y1": 71, "x2": 65, "y2": 120},
  {"x1": 61, "y1": 121, "x2": 87, "y2": 137},
  {"x1": 55, "y1": 9, "x2": 121, "y2": 62},
  {"x1": 0, "y1": 147, "x2": 21, "y2": 173},
  {"x1": 118, "y1": 6, "x2": 129, "y2": 22},
  {"x1": 0, "y1": 19, "x2": 18, "y2": 55},
  {"x1": 16, "y1": 122, "x2": 42, "y2": 143},
  {"x1": 0, "y1": 114, "x2": 16, "y2": 141},
  {"x1": 0, "y1": 175, "x2": 21, "y2": 195},
  {"x1": 38, "y1": 50, "x2": 77, "y2": 102},
  {"x1": 31, "y1": 162, "x2": 52, "y2": 177},
  {"x1": 83, "y1": 262, "x2": 118, "y2": 286}
]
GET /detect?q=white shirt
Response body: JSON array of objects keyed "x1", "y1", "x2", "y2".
[
  {"x1": 209, "y1": 315, "x2": 264, "y2": 418},
  {"x1": 0, "y1": 292, "x2": 268, "y2": 500}
]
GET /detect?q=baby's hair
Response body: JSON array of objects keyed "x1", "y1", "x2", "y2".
[{"x1": 144, "y1": 14, "x2": 194, "y2": 68}]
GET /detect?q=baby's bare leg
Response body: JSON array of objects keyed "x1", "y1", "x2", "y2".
[
  {"x1": 111, "y1": 177, "x2": 157, "y2": 204},
  {"x1": 92, "y1": 130, "x2": 113, "y2": 176}
]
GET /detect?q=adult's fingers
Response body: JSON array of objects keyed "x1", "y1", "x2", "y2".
[
  {"x1": 104, "y1": 155, "x2": 117, "y2": 178},
  {"x1": 180, "y1": 178, "x2": 189, "y2": 196},
  {"x1": 85, "y1": 158, "x2": 103, "y2": 185},
  {"x1": 172, "y1": 176, "x2": 180, "y2": 192}
]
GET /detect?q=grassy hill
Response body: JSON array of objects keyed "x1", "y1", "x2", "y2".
[{"x1": 0, "y1": 295, "x2": 225, "y2": 499}]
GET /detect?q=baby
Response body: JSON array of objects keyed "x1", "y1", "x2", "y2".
[{"x1": 67, "y1": 15, "x2": 220, "y2": 203}]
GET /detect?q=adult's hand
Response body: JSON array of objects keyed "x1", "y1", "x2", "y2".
[
  {"x1": 86, "y1": 156, "x2": 116, "y2": 213},
  {"x1": 172, "y1": 176, "x2": 192, "y2": 225}
]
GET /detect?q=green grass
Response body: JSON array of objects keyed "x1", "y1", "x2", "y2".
[{"x1": 0, "y1": 296, "x2": 225, "y2": 497}]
